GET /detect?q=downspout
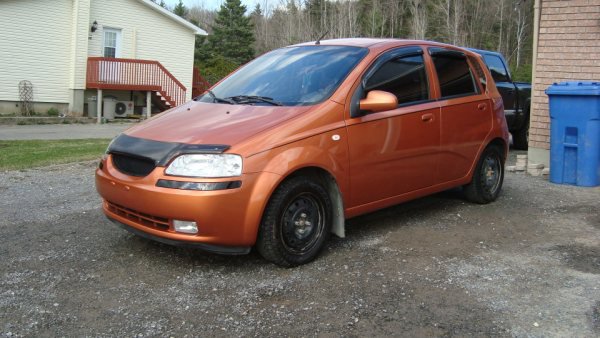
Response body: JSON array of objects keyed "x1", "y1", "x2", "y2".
[
  {"x1": 528, "y1": 0, "x2": 541, "y2": 150},
  {"x1": 531, "y1": 0, "x2": 541, "y2": 86}
]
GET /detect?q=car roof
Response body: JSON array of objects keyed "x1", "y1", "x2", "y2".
[{"x1": 292, "y1": 38, "x2": 470, "y2": 50}]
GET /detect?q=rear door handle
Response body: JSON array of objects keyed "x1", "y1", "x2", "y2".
[
  {"x1": 477, "y1": 103, "x2": 487, "y2": 111},
  {"x1": 421, "y1": 113, "x2": 434, "y2": 122}
]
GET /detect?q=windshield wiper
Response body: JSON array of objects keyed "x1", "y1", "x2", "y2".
[
  {"x1": 205, "y1": 90, "x2": 235, "y2": 104},
  {"x1": 226, "y1": 95, "x2": 283, "y2": 106}
]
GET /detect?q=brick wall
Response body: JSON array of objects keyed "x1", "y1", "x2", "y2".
[{"x1": 530, "y1": 0, "x2": 600, "y2": 150}]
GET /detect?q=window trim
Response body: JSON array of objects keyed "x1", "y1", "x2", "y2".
[{"x1": 103, "y1": 27, "x2": 122, "y2": 59}]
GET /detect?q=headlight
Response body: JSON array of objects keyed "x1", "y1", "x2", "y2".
[{"x1": 165, "y1": 154, "x2": 242, "y2": 178}]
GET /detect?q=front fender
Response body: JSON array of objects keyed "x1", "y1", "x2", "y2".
[{"x1": 243, "y1": 128, "x2": 350, "y2": 207}]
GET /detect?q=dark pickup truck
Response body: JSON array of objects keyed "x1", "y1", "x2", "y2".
[{"x1": 469, "y1": 48, "x2": 532, "y2": 149}]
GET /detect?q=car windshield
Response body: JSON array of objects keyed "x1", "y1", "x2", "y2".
[{"x1": 196, "y1": 45, "x2": 369, "y2": 106}]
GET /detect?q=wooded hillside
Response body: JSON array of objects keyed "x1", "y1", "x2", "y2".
[{"x1": 178, "y1": 0, "x2": 533, "y2": 83}]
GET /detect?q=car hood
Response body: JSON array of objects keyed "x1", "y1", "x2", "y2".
[{"x1": 124, "y1": 101, "x2": 311, "y2": 146}]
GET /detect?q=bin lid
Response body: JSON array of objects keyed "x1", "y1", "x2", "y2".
[{"x1": 546, "y1": 81, "x2": 600, "y2": 96}]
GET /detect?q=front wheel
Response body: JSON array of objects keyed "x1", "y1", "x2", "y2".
[
  {"x1": 257, "y1": 176, "x2": 332, "y2": 267},
  {"x1": 463, "y1": 145, "x2": 505, "y2": 204}
]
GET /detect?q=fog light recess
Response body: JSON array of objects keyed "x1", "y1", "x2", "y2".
[{"x1": 173, "y1": 220, "x2": 198, "y2": 234}]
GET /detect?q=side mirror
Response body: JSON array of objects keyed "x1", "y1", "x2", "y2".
[{"x1": 359, "y1": 90, "x2": 398, "y2": 113}]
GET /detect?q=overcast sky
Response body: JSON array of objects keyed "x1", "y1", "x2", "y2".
[{"x1": 162, "y1": 0, "x2": 262, "y2": 11}]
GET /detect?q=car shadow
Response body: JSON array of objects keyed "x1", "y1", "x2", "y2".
[{"x1": 119, "y1": 187, "x2": 468, "y2": 268}]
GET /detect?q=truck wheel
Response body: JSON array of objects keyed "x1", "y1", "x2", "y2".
[
  {"x1": 257, "y1": 176, "x2": 332, "y2": 267},
  {"x1": 464, "y1": 145, "x2": 505, "y2": 204},
  {"x1": 513, "y1": 119, "x2": 529, "y2": 150}
]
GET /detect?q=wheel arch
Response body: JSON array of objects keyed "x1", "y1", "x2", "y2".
[
  {"x1": 487, "y1": 137, "x2": 508, "y2": 163},
  {"x1": 265, "y1": 166, "x2": 346, "y2": 239}
]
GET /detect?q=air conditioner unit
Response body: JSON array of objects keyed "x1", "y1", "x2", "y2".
[{"x1": 114, "y1": 101, "x2": 134, "y2": 117}]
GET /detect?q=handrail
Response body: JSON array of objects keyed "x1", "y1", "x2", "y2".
[
  {"x1": 192, "y1": 67, "x2": 211, "y2": 98},
  {"x1": 86, "y1": 57, "x2": 187, "y2": 107}
]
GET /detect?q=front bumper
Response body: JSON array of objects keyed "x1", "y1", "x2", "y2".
[
  {"x1": 96, "y1": 155, "x2": 281, "y2": 248},
  {"x1": 107, "y1": 217, "x2": 250, "y2": 254}
]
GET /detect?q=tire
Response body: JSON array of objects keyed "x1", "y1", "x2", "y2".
[
  {"x1": 257, "y1": 176, "x2": 332, "y2": 267},
  {"x1": 464, "y1": 145, "x2": 505, "y2": 204},
  {"x1": 513, "y1": 118, "x2": 529, "y2": 150}
]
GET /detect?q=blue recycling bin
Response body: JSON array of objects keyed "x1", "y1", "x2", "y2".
[{"x1": 546, "y1": 81, "x2": 600, "y2": 187}]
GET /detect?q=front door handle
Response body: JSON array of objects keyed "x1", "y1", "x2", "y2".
[
  {"x1": 421, "y1": 113, "x2": 434, "y2": 122},
  {"x1": 477, "y1": 103, "x2": 487, "y2": 111}
]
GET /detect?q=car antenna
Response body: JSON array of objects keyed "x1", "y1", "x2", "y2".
[{"x1": 315, "y1": 30, "x2": 329, "y2": 45}]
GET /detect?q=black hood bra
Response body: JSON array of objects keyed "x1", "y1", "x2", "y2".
[{"x1": 107, "y1": 134, "x2": 230, "y2": 167}]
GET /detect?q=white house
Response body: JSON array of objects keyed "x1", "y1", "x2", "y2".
[{"x1": 0, "y1": 0, "x2": 206, "y2": 121}]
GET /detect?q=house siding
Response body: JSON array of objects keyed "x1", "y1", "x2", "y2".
[
  {"x1": 0, "y1": 0, "x2": 74, "y2": 104},
  {"x1": 530, "y1": 0, "x2": 600, "y2": 157},
  {"x1": 70, "y1": 0, "x2": 91, "y2": 91},
  {"x1": 88, "y1": 0, "x2": 196, "y2": 100}
]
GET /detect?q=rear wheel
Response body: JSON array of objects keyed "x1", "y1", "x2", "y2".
[
  {"x1": 257, "y1": 176, "x2": 332, "y2": 267},
  {"x1": 464, "y1": 145, "x2": 505, "y2": 204}
]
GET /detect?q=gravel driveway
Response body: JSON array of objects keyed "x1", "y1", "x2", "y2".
[{"x1": 1, "y1": 157, "x2": 599, "y2": 337}]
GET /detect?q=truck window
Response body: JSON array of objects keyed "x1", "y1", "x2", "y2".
[
  {"x1": 431, "y1": 54, "x2": 477, "y2": 98},
  {"x1": 365, "y1": 54, "x2": 429, "y2": 105},
  {"x1": 483, "y1": 55, "x2": 510, "y2": 83}
]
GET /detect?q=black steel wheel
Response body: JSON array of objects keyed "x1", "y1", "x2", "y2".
[
  {"x1": 257, "y1": 176, "x2": 332, "y2": 267},
  {"x1": 464, "y1": 145, "x2": 505, "y2": 204}
]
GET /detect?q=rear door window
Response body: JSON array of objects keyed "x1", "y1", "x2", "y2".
[
  {"x1": 431, "y1": 50, "x2": 478, "y2": 98},
  {"x1": 365, "y1": 53, "x2": 429, "y2": 106}
]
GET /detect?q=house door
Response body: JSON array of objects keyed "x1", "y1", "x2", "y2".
[{"x1": 100, "y1": 28, "x2": 122, "y2": 83}]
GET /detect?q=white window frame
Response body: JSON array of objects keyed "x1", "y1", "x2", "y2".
[{"x1": 103, "y1": 28, "x2": 122, "y2": 58}]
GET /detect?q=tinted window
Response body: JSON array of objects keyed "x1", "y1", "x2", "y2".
[
  {"x1": 470, "y1": 56, "x2": 487, "y2": 91},
  {"x1": 483, "y1": 55, "x2": 509, "y2": 83},
  {"x1": 432, "y1": 54, "x2": 477, "y2": 98},
  {"x1": 365, "y1": 55, "x2": 428, "y2": 105},
  {"x1": 197, "y1": 46, "x2": 369, "y2": 106}
]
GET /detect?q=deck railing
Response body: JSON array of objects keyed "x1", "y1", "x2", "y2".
[
  {"x1": 86, "y1": 57, "x2": 186, "y2": 107},
  {"x1": 192, "y1": 67, "x2": 211, "y2": 99}
]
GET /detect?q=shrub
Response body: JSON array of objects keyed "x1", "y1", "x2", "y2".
[
  {"x1": 47, "y1": 107, "x2": 60, "y2": 116},
  {"x1": 510, "y1": 64, "x2": 532, "y2": 83}
]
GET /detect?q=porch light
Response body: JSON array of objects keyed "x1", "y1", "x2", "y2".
[{"x1": 91, "y1": 21, "x2": 98, "y2": 33}]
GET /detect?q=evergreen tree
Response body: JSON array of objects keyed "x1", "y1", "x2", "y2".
[
  {"x1": 208, "y1": 0, "x2": 255, "y2": 64},
  {"x1": 150, "y1": 0, "x2": 166, "y2": 8},
  {"x1": 173, "y1": 0, "x2": 188, "y2": 18}
]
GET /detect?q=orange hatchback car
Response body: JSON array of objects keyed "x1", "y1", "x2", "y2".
[{"x1": 96, "y1": 39, "x2": 509, "y2": 266}]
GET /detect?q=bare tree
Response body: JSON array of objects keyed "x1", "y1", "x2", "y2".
[
  {"x1": 190, "y1": 0, "x2": 533, "y2": 78},
  {"x1": 408, "y1": 0, "x2": 428, "y2": 39}
]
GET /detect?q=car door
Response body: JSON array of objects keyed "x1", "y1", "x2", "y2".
[
  {"x1": 346, "y1": 47, "x2": 440, "y2": 208},
  {"x1": 429, "y1": 48, "x2": 492, "y2": 183}
]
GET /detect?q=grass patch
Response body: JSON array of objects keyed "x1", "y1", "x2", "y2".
[{"x1": 0, "y1": 139, "x2": 111, "y2": 170}]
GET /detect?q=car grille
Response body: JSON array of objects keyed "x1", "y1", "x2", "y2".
[
  {"x1": 107, "y1": 201, "x2": 169, "y2": 231},
  {"x1": 112, "y1": 154, "x2": 156, "y2": 177}
]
